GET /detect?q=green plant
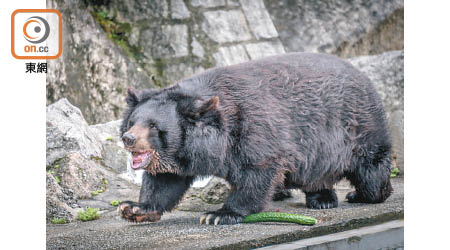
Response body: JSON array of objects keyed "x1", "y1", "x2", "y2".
[
  {"x1": 390, "y1": 167, "x2": 400, "y2": 177},
  {"x1": 106, "y1": 137, "x2": 114, "y2": 141},
  {"x1": 90, "y1": 10, "x2": 138, "y2": 60},
  {"x1": 97, "y1": 10, "x2": 109, "y2": 19},
  {"x1": 77, "y1": 207, "x2": 100, "y2": 221},
  {"x1": 48, "y1": 170, "x2": 60, "y2": 184},
  {"x1": 91, "y1": 189, "x2": 105, "y2": 196},
  {"x1": 110, "y1": 200, "x2": 121, "y2": 206},
  {"x1": 51, "y1": 217, "x2": 67, "y2": 224}
]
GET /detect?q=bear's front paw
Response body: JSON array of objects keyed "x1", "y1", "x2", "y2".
[
  {"x1": 118, "y1": 201, "x2": 161, "y2": 223},
  {"x1": 199, "y1": 209, "x2": 244, "y2": 225}
]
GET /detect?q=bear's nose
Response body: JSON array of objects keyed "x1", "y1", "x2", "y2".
[{"x1": 122, "y1": 133, "x2": 136, "y2": 147}]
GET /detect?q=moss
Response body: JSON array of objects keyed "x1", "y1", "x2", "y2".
[
  {"x1": 91, "y1": 189, "x2": 105, "y2": 196},
  {"x1": 152, "y1": 58, "x2": 166, "y2": 87},
  {"x1": 77, "y1": 207, "x2": 100, "y2": 221},
  {"x1": 47, "y1": 158, "x2": 63, "y2": 171},
  {"x1": 92, "y1": 178, "x2": 108, "y2": 196},
  {"x1": 105, "y1": 137, "x2": 114, "y2": 141},
  {"x1": 48, "y1": 170, "x2": 61, "y2": 184},
  {"x1": 110, "y1": 200, "x2": 121, "y2": 206},
  {"x1": 51, "y1": 217, "x2": 67, "y2": 224},
  {"x1": 89, "y1": 156, "x2": 107, "y2": 168},
  {"x1": 90, "y1": 9, "x2": 141, "y2": 61}
]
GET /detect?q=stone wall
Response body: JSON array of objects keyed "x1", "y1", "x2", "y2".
[
  {"x1": 265, "y1": 0, "x2": 404, "y2": 57},
  {"x1": 92, "y1": 0, "x2": 287, "y2": 86}
]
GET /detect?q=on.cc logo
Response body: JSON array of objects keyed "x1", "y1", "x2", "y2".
[
  {"x1": 11, "y1": 9, "x2": 62, "y2": 60},
  {"x1": 23, "y1": 16, "x2": 50, "y2": 44}
]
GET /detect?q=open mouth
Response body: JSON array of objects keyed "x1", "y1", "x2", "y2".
[{"x1": 131, "y1": 150, "x2": 154, "y2": 170}]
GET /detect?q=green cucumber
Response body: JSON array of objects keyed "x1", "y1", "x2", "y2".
[{"x1": 243, "y1": 212, "x2": 317, "y2": 225}]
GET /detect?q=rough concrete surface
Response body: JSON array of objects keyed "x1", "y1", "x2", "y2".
[{"x1": 47, "y1": 178, "x2": 403, "y2": 250}]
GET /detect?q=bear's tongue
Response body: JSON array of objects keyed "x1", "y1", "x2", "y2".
[{"x1": 132, "y1": 152, "x2": 151, "y2": 169}]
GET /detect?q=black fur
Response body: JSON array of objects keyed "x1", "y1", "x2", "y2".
[
  {"x1": 119, "y1": 52, "x2": 393, "y2": 224},
  {"x1": 272, "y1": 189, "x2": 293, "y2": 201},
  {"x1": 305, "y1": 189, "x2": 338, "y2": 209}
]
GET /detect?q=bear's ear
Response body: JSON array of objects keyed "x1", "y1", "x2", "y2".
[
  {"x1": 178, "y1": 96, "x2": 220, "y2": 120},
  {"x1": 126, "y1": 88, "x2": 140, "y2": 106},
  {"x1": 194, "y1": 96, "x2": 219, "y2": 117}
]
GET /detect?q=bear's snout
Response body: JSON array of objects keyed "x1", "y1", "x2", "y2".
[{"x1": 122, "y1": 133, "x2": 136, "y2": 147}]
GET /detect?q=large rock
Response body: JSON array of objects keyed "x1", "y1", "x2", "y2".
[
  {"x1": 89, "y1": 120, "x2": 129, "y2": 173},
  {"x1": 46, "y1": 98, "x2": 103, "y2": 167},
  {"x1": 46, "y1": 172, "x2": 78, "y2": 223},
  {"x1": 177, "y1": 177, "x2": 230, "y2": 212},
  {"x1": 46, "y1": 0, "x2": 155, "y2": 124},
  {"x1": 199, "y1": 177, "x2": 231, "y2": 204},
  {"x1": 46, "y1": 99, "x2": 142, "y2": 223},
  {"x1": 53, "y1": 152, "x2": 108, "y2": 200},
  {"x1": 264, "y1": 0, "x2": 403, "y2": 57}
]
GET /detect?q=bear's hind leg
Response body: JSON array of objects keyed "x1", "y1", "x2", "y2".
[
  {"x1": 345, "y1": 145, "x2": 393, "y2": 203},
  {"x1": 305, "y1": 189, "x2": 338, "y2": 209},
  {"x1": 272, "y1": 186, "x2": 292, "y2": 201}
]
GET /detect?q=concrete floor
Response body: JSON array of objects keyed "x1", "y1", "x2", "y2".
[{"x1": 47, "y1": 177, "x2": 403, "y2": 250}]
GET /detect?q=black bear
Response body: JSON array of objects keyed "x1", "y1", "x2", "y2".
[{"x1": 118, "y1": 52, "x2": 393, "y2": 225}]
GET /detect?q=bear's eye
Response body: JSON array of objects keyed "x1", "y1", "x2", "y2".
[
  {"x1": 149, "y1": 122, "x2": 156, "y2": 129},
  {"x1": 128, "y1": 120, "x2": 135, "y2": 128}
]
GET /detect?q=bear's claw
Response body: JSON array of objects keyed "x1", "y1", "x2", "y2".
[
  {"x1": 117, "y1": 201, "x2": 161, "y2": 223},
  {"x1": 199, "y1": 210, "x2": 243, "y2": 225}
]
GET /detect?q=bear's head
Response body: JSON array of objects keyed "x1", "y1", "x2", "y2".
[{"x1": 120, "y1": 88, "x2": 225, "y2": 176}]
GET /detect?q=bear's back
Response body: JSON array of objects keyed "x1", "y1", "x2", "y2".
[{"x1": 177, "y1": 53, "x2": 389, "y2": 186}]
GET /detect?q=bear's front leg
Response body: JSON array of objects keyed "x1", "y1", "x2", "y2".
[
  {"x1": 119, "y1": 173, "x2": 194, "y2": 222},
  {"x1": 200, "y1": 168, "x2": 279, "y2": 225}
]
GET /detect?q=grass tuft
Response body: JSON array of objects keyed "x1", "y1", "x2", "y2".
[
  {"x1": 51, "y1": 217, "x2": 67, "y2": 224},
  {"x1": 110, "y1": 200, "x2": 121, "y2": 206},
  {"x1": 77, "y1": 207, "x2": 100, "y2": 221}
]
